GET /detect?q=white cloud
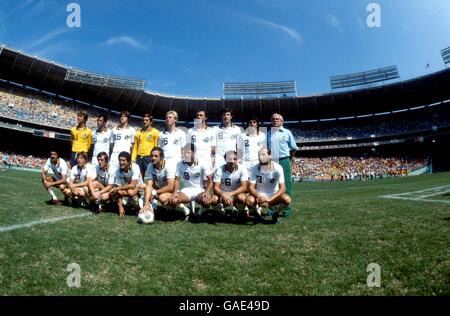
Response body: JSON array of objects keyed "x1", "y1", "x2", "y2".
[
  {"x1": 28, "y1": 28, "x2": 69, "y2": 50},
  {"x1": 327, "y1": 13, "x2": 344, "y2": 34},
  {"x1": 244, "y1": 15, "x2": 303, "y2": 45},
  {"x1": 104, "y1": 36, "x2": 148, "y2": 51}
]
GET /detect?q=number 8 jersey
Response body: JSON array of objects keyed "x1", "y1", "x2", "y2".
[{"x1": 176, "y1": 161, "x2": 212, "y2": 189}]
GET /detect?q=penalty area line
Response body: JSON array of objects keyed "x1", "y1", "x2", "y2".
[{"x1": 0, "y1": 213, "x2": 92, "y2": 234}]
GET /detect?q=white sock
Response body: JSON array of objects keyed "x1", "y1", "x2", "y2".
[{"x1": 48, "y1": 188, "x2": 57, "y2": 200}]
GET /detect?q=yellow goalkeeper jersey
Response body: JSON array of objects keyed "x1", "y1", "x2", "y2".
[
  {"x1": 132, "y1": 127, "x2": 160, "y2": 161},
  {"x1": 71, "y1": 127, "x2": 93, "y2": 153}
]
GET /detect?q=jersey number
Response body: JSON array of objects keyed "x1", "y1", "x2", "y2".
[
  {"x1": 245, "y1": 140, "x2": 250, "y2": 147},
  {"x1": 256, "y1": 176, "x2": 263, "y2": 184},
  {"x1": 191, "y1": 135, "x2": 197, "y2": 143},
  {"x1": 184, "y1": 172, "x2": 190, "y2": 180},
  {"x1": 163, "y1": 139, "x2": 168, "y2": 146},
  {"x1": 225, "y1": 178, "x2": 232, "y2": 186}
]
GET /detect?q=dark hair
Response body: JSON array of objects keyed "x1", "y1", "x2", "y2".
[
  {"x1": 224, "y1": 150, "x2": 237, "y2": 163},
  {"x1": 151, "y1": 147, "x2": 164, "y2": 159},
  {"x1": 118, "y1": 151, "x2": 132, "y2": 163},
  {"x1": 246, "y1": 116, "x2": 260, "y2": 134},
  {"x1": 98, "y1": 113, "x2": 108, "y2": 122},
  {"x1": 143, "y1": 113, "x2": 153, "y2": 121},
  {"x1": 97, "y1": 151, "x2": 109, "y2": 163},
  {"x1": 76, "y1": 152, "x2": 88, "y2": 161},
  {"x1": 221, "y1": 108, "x2": 232, "y2": 116},
  {"x1": 196, "y1": 110, "x2": 207, "y2": 117},
  {"x1": 50, "y1": 150, "x2": 59, "y2": 156}
]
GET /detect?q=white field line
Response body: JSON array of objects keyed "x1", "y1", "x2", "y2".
[
  {"x1": 0, "y1": 213, "x2": 91, "y2": 234},
  {"x1": 380, "y1": 185, "x2": 450, "y2": 204}
]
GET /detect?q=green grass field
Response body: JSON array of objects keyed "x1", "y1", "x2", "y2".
[{"x1": 0, "y1": 170, "x2": 448, "y2": 296}]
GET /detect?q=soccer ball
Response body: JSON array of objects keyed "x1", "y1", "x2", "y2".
[{"x1": 138, "y1": 211, "x2": 154, "y2": 224}]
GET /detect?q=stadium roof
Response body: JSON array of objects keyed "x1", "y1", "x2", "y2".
[{"x1": 1, "y1": 45, "x2": 450, "y2": 122}]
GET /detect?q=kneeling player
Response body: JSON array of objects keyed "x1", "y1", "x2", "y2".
[
  {"x1": 211, "y1": 150, "x2": 248, "y2": 216},
  {"x1": 246, "y1": 148, "x2": 291, "y2": 222},
  {"x1": 41, "y1": 150, "x2": 70, "y2": 204},
  {"x1": 87, "y1": 152, "x2": 114, "y2": 212},
  {"x1": 109, "y1": 151, "x2": 145, "y2": 217},
  {"x1": 139, "y1": 147, "x2": 176, "y2": 221},
  {"x1": 169, "y1": 144, "x2": 213, "y2": 218},
  {"x1": 68, "y1": 152, "x2": 93, "y2": 207}
]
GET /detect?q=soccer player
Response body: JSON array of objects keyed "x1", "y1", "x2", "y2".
[
  {"x1": 92, "y1": 114, "x2": 112, "y2": 167},
  {"x1": 187, "y1": 110, "x2": 216, "y2": 171},
  {"x1": 139, "y1": 147, "x2": 176, "y2": 221},
  {"x1": 211, "y1": 150, "x2": 248, "y2": 215},
  {"x1": 41, "y1": 150, "x2": 69, "y2": 205},
  {"x1": 87, "y1": 152, "x2": 114, "y2": 212},
  {"x1": 109, "y1": 151, "x2": 144, "y2": 217},
  {"x1": 212, "y1": 108, "x2": 242, "y2": 168},
  {"x1": 158, "y1": 111, "x2": 186, "y2": 172},
  {"x1": 110, "y1": 111, "x2": 136, "y2": 173},
  {"x1": 169, "y1": 144, "x2": 213, "y2": 218},
  {"x1": 70, "y1": 111, "x2": 92, "y2": 167},
  {"x1": 246, "y1": 147, "x2": 292, "y2": 222},
  {"x1": 132, "y1": 114, "x2": 160, "y2": 180},
  {"x1": 237, "y1": 117, "x2": 266, "y2": 175},
  {"x1": 68, "y1": 152, "x2": 93, "y2": 206}
]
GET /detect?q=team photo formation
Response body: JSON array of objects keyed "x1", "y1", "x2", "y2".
[{"x1": 42, "y1": 108, "x2": 298, "y2": 224}]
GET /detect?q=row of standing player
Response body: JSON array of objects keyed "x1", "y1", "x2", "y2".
[{"x1": 41, "y1": 145, "x2": 291, "y2": 223}]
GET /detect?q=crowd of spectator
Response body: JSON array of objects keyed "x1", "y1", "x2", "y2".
[
  {"x1": 289, "y1": 109, "x2": 450, "y2": 142},
  {"x1": 0, "y1": 83, "x2": 165, "y2": 131},
  {"x1": 1, "y1": 82, "x2": 450, "y2": 141},
  {"x1": 291, "y1": 156, "x2": 429, "y2": 181},
  {"x1": 0, "y1": 151, "x2": 46, "y2": 170}
]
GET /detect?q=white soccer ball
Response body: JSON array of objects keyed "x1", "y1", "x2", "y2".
[{"x1": 138, "y1": 211, "x2": 154, "y2": 224}]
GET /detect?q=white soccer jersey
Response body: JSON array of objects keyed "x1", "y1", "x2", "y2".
[
  {"x1": 213, "y1": 125, "x2": 242, "y2": 166},
  {"x1": 88, "y1": 165, "x2": 113, "y2": 186},
  {"x1": 70, "y1": 164, "x2": 93, "y2": 184},
  {"x1": 176, "y1": 161, "x2": 212, "y2": 190},
  {"x1": 145, "y1": 161, "x2": 176, "y2": 189},
  {"x1": 237, "y1": 132, "x2": 266, "y2": 163},
  {"x1": 158, "y1": 128, "x2": 186, "y2": 159},
  {"x1": 43, "y1": 158, "x2": 68, "y2": 180},
  {"x1": 93, "y1": 128, "x2": 112, "y2": 156},
  {"x1": 113, "y1": 163, "x2": 143, "y2": 186},
  {"x1": 187, "y1": 127, "x2": 216, "y2": 159},
  {"x1": 213, "y1": 164, "x2": 248, "y2": 193},
  {"x1": 111, "y1": 126, "x2": 135, "y2": 154},
  {"x1": 250, "y1": 161, "x2": 285, "y2": 196}
]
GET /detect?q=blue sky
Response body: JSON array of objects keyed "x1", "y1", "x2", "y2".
[{"x1": 0, "y1": 0, "x2": 449, "y2": 98}]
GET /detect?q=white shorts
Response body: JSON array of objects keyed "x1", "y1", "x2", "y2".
[
  {"x1": 180, "y1": 187, "x2": 204, "y2": 201},
  {"x1": 109, "y1": 152, "x2": 120, "y2": 172},
  {"x1": 165, "y1": 157, "x2": 182, "y2": 173},
  {"x1": 197, "y1": 156, "x2": 213, "y2": 172}
]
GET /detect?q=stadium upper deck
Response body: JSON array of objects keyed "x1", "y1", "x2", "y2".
[{"x1": 1, "y1": 45, "x2": 449, "y2": 123}]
